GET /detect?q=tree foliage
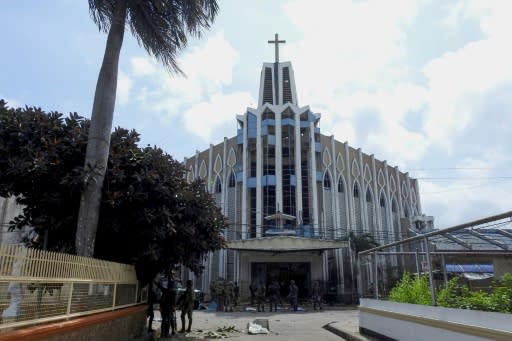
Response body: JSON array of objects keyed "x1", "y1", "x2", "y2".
[
  {"x1": 0, "y1": 100, "x2": 227, "y2": 283},
  {"x1": 346, "y1": 231, "x2": 380, "y2": 254}
]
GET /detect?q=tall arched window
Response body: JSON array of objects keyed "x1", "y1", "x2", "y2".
[
  {"x1": 228, "y1": 172, "x2": 236, "y2": 187},
  {"x1": 353, "y1": 182, "x2": 362, "y2": 234},
  {"x1": 391, "y1": 199, "x2": 400, "y2": 242},
  {"x1": 337, "y1": 177, "x2": 347, "y2": 235},
  {"x1": 365, "y1": 188, "x2": 375, "y2": 235},
  {"x1": 323, "y1": 171, "x2": 333, "y2": 238},
  {"x1": 323, "y1": 172, "x2": 331, "y2": 189},
  {"x1": 379, "y1": 193, "x2": 389, "y2": 244},
  {"x1": 214, "y1": 176, "x2": 222, "y2": 193}
]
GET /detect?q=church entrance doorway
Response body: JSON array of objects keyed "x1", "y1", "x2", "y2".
[{"x1": 251, "y1": 262, "x2": 311, "y2": 298}]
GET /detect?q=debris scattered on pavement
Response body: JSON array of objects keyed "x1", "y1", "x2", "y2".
[{"x1": 247, "y1": 321, "x2": 269, "y2": 335}]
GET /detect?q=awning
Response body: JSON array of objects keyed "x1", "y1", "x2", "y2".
[
  {"x1": 462, "y1": 273, "x2": 494, "y2": 280},
  {"x1": 445, "y1": 264, "x2": 494, "y2": 273},
  {"x1": 227, "y1": 236, "x2": 347, "y2": 251},
  {"x1": 264, "y1": 212, "x2": 296, "y2": 221}
]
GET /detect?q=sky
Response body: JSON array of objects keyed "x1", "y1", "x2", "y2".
[{"x1": 1, "y1": 0, "x2": 511, "y2": 229}]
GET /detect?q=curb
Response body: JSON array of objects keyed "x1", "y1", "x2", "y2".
[{"x1": 323, "y1": 322, "x2": 368, "y2": 341}]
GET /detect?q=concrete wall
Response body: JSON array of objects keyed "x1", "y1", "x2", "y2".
[
  {"x1": 359, "y1": 299, "x2": 512, "y2": 341},
  {"x1": 0, "y1": 305, "x2": 147, "y2": 341}
]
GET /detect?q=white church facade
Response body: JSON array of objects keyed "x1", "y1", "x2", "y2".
[{"x1": 183, "y1": 35, "x2": 425, "y2": 302}]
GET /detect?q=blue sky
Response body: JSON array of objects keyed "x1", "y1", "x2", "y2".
[{"x1": 1, "y1": 0, "x2": 511, "y2": 229}]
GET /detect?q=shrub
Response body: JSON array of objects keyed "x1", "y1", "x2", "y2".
[{"x1": 389, "y1": 272, "x2": 432, "y2": 305}]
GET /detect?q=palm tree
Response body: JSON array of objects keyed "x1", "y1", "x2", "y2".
[{"x1": 76, "y1": 0, "x2": 219, "y2": 257}]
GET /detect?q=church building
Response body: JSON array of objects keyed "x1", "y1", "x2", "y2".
[{"x1": 183, "y1": 35, "x2": 425, "y2": 302}]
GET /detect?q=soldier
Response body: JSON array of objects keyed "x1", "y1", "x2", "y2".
[
  {"x1": 311, "y1": 281, "x2": 322, "y2": 311},
  {"x1": 156, "y1": 278, "x2": 177, "y2": 337},
  {"x1": 215, "y1": 278, "x2": 225, "y2": 312},
  {"x1": 224, "y1": 280, "x2": 234, "y2": 312},
  {"x1": 233, "y1": 282, "x2": 240, "y2": 307},
  {"x1": 249, "y1": 281, "x2": 256, "y2": 306},
  {"x1": 256, "y1": 283, "x2": 266, "y2": 312},
  {"x1": 177, "y1": 280, "x2": 195, "y2": 333},
  {"x1": 209, "y1": 281, "x2": 216, "y2": 302},
  {"x1": 146, "y1": 282, "x2": 157, "y2": 332},
  {"x1": 288, "y1": 280, "x2": 299, "y2": 311},
  {"x1": 268, "y1": 281, "x2": 280, "y2": 312}
]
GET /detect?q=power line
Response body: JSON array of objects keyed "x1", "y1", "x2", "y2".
[
  {"x1": 418, "y1": 176, "x2": 512, "y2": 180},
  {"x1": 404, "y1": 167, "x2": 509, "y2": 171}
]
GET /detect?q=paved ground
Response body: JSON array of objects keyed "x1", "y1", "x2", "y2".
[{"x1": 149, "y1": 305, "x2": 374, "y2": 341}]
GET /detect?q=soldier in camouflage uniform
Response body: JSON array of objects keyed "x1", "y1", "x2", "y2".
[
  {"x1": 178, "y1": 280, "x2": 195, "y2": 333},
  {"x1": 256, "y1": 283, "x2": 266, "y2": 312},
  {"x1": 156, "y1": 279, "x2": 177, "y2": 337},
  {"x1": 224, "y1": 280, "x2": 234, "y2": 312},
  {"x1": 288, "y1": 280, "x2": 299, "y2": 312},
  {"x1": 215, "y1": 278, "x2": 225, "y2": 312},
  {"x1": 311, "y1": 281, "x2": 322, "y2": 311},
  {"x1": 268, "y1": 281, "x2": 280, "y2": 312},
  {"x1": 233, "y1": 282, "x2": 240, "y2": 307}
]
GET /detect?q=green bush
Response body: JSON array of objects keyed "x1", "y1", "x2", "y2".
[
  {"x1": 389, "y1": 272, "x2": 512, "y2": 314},
  {"x1": 389, "y1": 272, "x2": 432, "y2": 305},
  {"x1": 436, "y1": 277, "x2": 459, "y2": 308}
]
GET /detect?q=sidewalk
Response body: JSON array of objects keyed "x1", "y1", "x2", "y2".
[{"x1": 146, "y1": 305, "x2": 375, "y2": 340}]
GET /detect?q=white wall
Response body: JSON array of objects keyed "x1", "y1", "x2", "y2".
[{"x1": 359, "y1": 299, "x2": 512, "y2": 341}]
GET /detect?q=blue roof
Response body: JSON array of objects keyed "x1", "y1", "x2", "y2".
[{"x1": 446, "y1": 264, "x2": 494, "y2": 273}]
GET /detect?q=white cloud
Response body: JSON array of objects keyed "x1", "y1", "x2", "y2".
[
  {"x1": 1, "y1": 96, "x2": 20, "y2": 108},
  {"x1": 420, "y1": 150, "x2": 512, "y2": 227},
  {"x1": 124, "y1": 31, "x2": 240, "y2": 124},
  {"x1": 183, "y1": 91, "x2": 255, "y2": 142},
  {"x1": 116, "y1": 70, "x2": 133, "y2": 105},
  {"x1": 130, "y1": 57, "x2": 156, "y2": 77}
]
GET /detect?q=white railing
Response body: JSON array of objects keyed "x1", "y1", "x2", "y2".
[{"x1": 0, "y1": 244, "x2": 145, "y2": 331}]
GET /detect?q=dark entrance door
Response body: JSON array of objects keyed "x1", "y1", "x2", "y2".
[{"x1": 251, "y1": 262, "x2": 311, "y2": 298}]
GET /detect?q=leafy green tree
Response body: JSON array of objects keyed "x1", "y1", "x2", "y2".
[
  {"x1": 0, "y1": 100, "x2": 226, "y2": 283},
  {"x1": 346, "y1": 231, "x2": 380, "y2": 253},
  {"x1": 78, "y1": 0, "x2": 219, "y2": 257}
]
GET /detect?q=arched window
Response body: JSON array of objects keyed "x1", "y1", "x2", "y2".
[
  {"x1": 353, "y1": 185, "x2": 359, "y2": 198},
  {"x1": 366, "y1": 188, "x2": 372, "y2": 203},
  {"x1": 380, "y1": 195, "x2": 386, "y2": 207},
  {"x1": 391, "y1": 200, "x2": 397, "y2": 213},
  {"x1": 228, "y1": 172, "x2": 236, "y2": 187},
  {"x1": 338, "y1": 178, "x2": 344, "y2": 193},
  {"x1": 323, "y1": 172, "x2": 331, "y2": 189},
  {"x1": 214, "y1": 176, "x2": 222, "y2": 193}
]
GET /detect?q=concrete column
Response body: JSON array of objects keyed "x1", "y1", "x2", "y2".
[
  {"x1": 358, "y1": 149, "x2": 366, "y2": 232},
  {"x1": 256, "y1": 113, "x2": 263, "y2": 237},
  {"x1": 275, "y1": 110, "x2": 283, "y2": 213},
  {"x1": 371, "y1": 156, "x2": 379, "y2": 235},
  {"x1": 294, "y1": 112, "x2": 303, "y2": 223},
  {"x1": 242, "y1": 114, "x2": 248, "y2": 239},
  {"x1": 345, "y1": 143, "x2": 353, "y2": 232},
  {"x1": 310, "y1": 121, "x2": 319, "y2": 236},
  {"x1": 330, "y1": 136, "x2": 338, "y2": 238},
  {"x1": 208, "y1": 144, "x2": 213, "y2": 192}
]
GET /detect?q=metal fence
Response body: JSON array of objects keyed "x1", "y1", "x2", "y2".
[
  {"x1": 0, "y1": 244, "x2": 145, "y2": 331},
  {"x1": 357, "y1": 211, "x2": 512, "y2": 304}
]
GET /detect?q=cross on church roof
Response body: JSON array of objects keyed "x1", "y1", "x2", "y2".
[{"x1": 268, "y1": 33, "x2": 286, "y2": 63}]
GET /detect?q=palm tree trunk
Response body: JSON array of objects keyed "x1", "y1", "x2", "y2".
[{"x1": 75, "y1": 1, "x2": 127, "y2": 257}]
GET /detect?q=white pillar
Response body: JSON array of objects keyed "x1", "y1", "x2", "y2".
[
  {"x1": 310, "y1": 121, "x2": 319, "y2": 236},
  {"x1": 256, "y1": 113, "x2": 263, "y2": 237},
  {"x1": 294, "y1": 112, "x2": 303, "y2": 223},
  {"x1": 275, "y1": 110, "x2": 283, "y2": 213},
  {"x1": 242, "y1": 114, "x2": 248, "y2": 239}
]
